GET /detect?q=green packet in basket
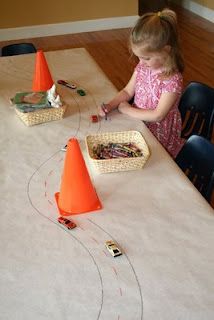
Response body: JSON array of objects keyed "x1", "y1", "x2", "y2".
[
  {"x1": 11, "y1": 91, "x2": 48, "y2": 105},
  {"x1": 11, "y1": 91, "x2": 51, "y2": 113}
]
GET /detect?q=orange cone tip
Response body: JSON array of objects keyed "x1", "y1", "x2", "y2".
[{"x1": 32, "y1": 50, "x2": 54, "y2": 92}]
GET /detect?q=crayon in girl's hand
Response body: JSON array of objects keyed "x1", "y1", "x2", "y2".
[{"x1": 101, "y1": 103, "x2": 108, "y2": 120}]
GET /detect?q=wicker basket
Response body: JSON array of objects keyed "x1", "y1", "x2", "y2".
[
  {"x1": 15, "y1": 105, "x2": 66, "y2": 126},
  {"x1": 85, "y1": 130, "x2": 150, "y2": 173}
]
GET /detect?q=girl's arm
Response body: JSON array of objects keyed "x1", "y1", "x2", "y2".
[
  {"x1": 98, "y1": 72, "x2": 137, "y2": 117},
  {"x1": 118, "y1": 92, "x2": 179, "y2": 122}
]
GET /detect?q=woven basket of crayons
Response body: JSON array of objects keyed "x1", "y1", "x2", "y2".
[
  {"x1": 85, "y1": 130, "x2": 150, "y2": 173},
  {"x1": 11, "y1": 86, "x2": 66, "y2": 126}
]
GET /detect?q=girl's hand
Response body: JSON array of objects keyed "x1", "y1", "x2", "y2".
[{"x1": 98, "y1": 103, "x2": 110, "y2": 117}]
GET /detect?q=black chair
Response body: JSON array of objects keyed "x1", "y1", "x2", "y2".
[
  {"x1": 1, "y1": 43, "x2": 36, "y2": 56},
  {"x1": 175, "y1": 135, "x2": 214, "y2": 203},
  {"x1": 178, "y1": 81, "x2": 214, "y2": 140}
]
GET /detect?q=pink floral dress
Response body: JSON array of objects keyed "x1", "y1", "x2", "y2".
[{"x1": 134, "y1": 62, "x2": 184, "y2": 158}]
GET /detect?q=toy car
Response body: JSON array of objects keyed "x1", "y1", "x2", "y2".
[
  {"x1": 58, "y1": 216, "x2": 76, "y2": 229},
  {"x1": 105, "y1": 240, "x2": 122, "y2": 257},
  {"x1": 91, "y1": 115, "x2": 99, "y2": 123},
  {"x1": 57, "y1": 80, "x2": 77, "y2": 89},
  {"x1": 61, "y1": 144, "x2": 67, "y2": 151}
]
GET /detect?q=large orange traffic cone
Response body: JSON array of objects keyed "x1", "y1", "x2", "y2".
[
  {"x1": 55, "y1": 138, "x2": 102, "y2": 216},
  {"x1": 32, "y1": 50, "x2": 54, "y2": 92}
]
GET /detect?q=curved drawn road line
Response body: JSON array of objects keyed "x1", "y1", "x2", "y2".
[
  {"x1": 26, "y1": 87, "x2": 144, "y2": 319},
  {"x1": 88, "y1": 218, "x2": 144, "y2": 320}
]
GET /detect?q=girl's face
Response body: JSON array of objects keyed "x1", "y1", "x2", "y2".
[{"x1": 132, "y1": 45, "x2": 170, "y2": 70}]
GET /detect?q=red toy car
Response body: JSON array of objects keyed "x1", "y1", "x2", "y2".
[
  {"x1": 91, "y1": 115, "x2": 99, "y2": 123},
  {"x1": 58, "y1": 216, "x2": 76, "y2": 229}
]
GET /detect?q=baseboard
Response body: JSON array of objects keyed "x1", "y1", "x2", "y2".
[
  {"x1": 172, "y1": 0, "x2": 214, "y2": 23},
  {"x1": 0, "y1": 16, "x2": 139, "y2": 41}
]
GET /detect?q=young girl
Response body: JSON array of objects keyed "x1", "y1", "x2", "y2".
[{"x1": 99, "y1": 9, "x2": 184, "y2": 158}]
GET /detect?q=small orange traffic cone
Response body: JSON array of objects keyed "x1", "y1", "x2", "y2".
[
  {"x1": 55, "y1": 138, "x2": 102, "y2": 216},
  {"x1": 32, "y1": 50, "x2": 54, "y2": 92}
]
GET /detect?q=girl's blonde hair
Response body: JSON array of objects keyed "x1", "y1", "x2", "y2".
[{"x1": 131, "y1": 8, "x2": 184, "y2": 75}]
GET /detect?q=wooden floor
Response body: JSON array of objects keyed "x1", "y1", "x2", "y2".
[
  {"x1": 0, "y1": 5, "x2": 213, "y2": 91},
  {"x1": 0, "y1": 4, "x2": 214, "y2": 208}
]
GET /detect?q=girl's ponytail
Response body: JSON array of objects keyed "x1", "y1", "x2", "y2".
[{"x1": 131, "y1": 8, "x2": 184, "y2": 75}]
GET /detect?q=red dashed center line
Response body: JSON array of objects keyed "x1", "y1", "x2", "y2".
[
  {"x1": 48, "y1": 199, "x2": 53, "y2": 206},
  {"x1": 91, "y1": 237, "x2": 99, "y2": 244},
  {"x1": 112, "y1": 266, "x2": 118, "y2": 276},
  {"x1": 78, "y1": 225, "x2": 85, "y2": 231},
  {"x1": 117, "y1": 315, "x2": 120, "y2": 320},
  {"x1": 44, "y1": 180, "x2": 47, "y2": 187},
  {"x1": 119, "y1": 287, "x2": 123, "y2": 296},
  {"x1": 48, "y1": 170, "x2": 53, "y2": 176},
  {"x1": 58, "y1": 157, "x2": 64, "y2": 163},
  {"x1": 44, "y1": 192, "x2": 47, "y2": 197},
  {"x1": 103, "y1": 250, "x2": 108, "y2": 256}
]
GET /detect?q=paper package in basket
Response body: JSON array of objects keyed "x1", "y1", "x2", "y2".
[{"x1": 12, "y1": 85, "x2": 66, "y2": 126}]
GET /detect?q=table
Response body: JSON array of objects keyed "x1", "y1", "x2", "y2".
[{"x1": 0, "y1": 48, "x2": 213, "y2": 320}]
